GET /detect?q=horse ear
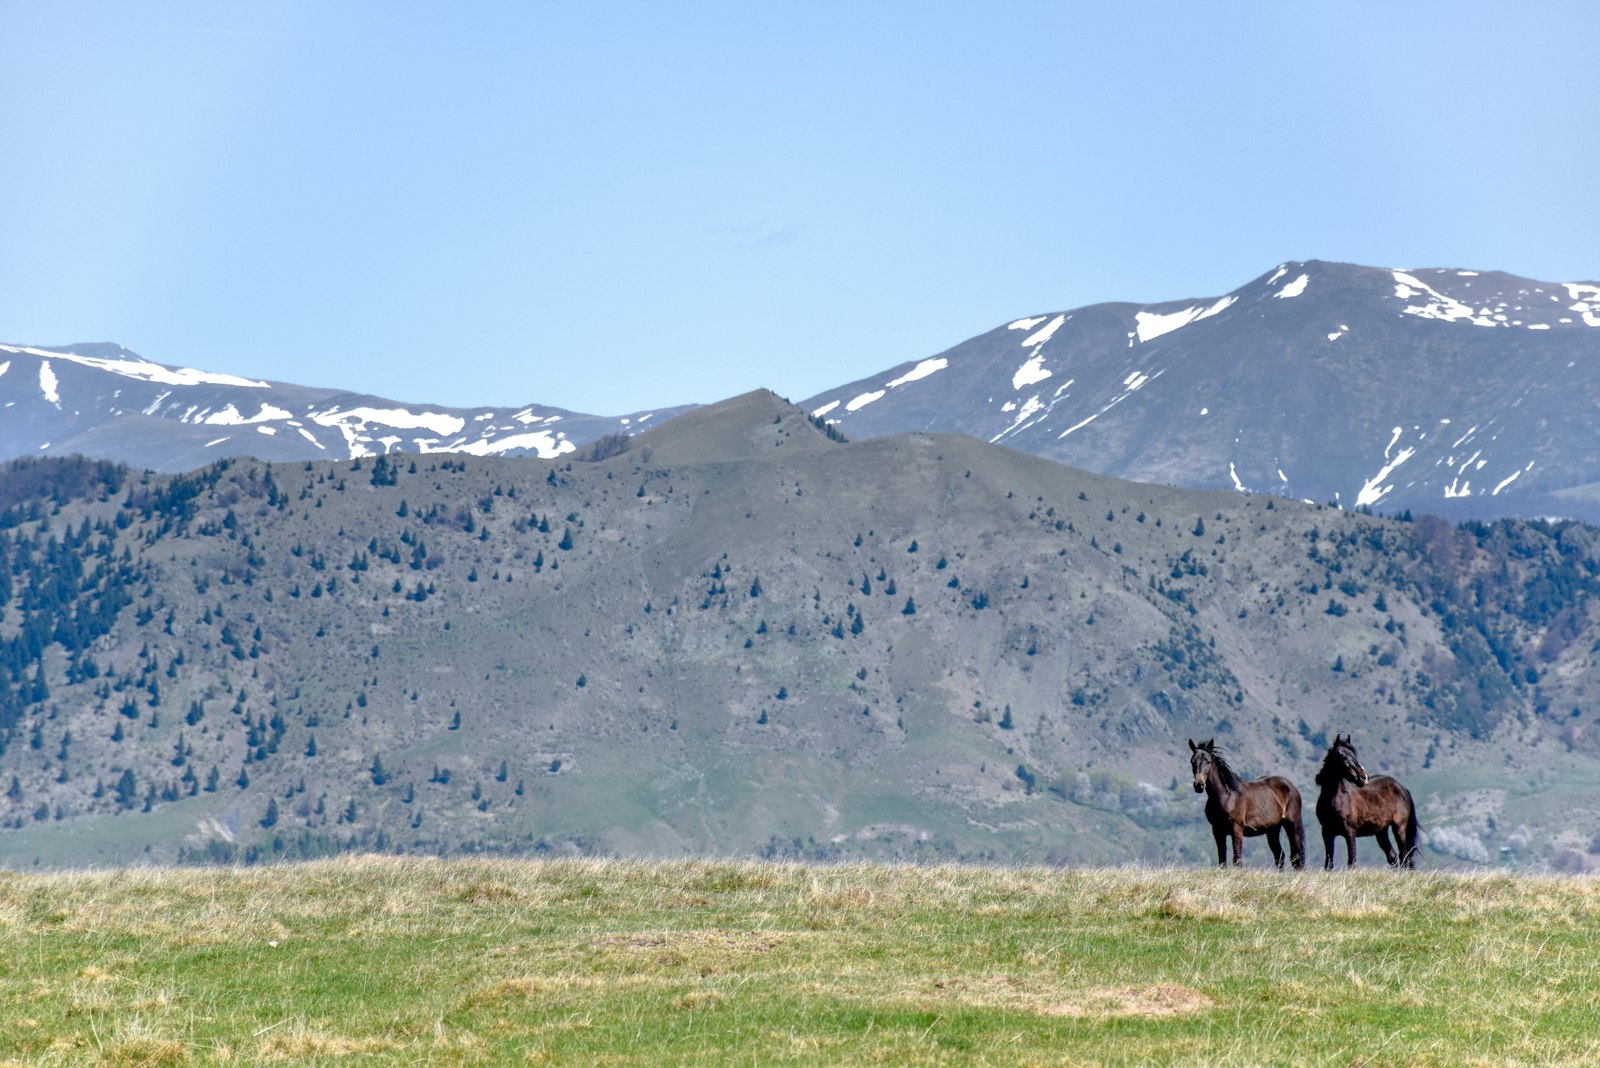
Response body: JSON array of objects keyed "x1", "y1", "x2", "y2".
[
  {"x1": 1188, "y1": 739, "x2": 1196, "y2": 751},
  {"x1": 1204, "y1": 737, "x2": 1213, "y2": 749}
]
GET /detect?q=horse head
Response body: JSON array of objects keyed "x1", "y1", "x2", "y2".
[
  {"x1": 1330, "y1": 733, "x2": 1368, "y2": 786},
  {"x1": 1188, "y1": 737, "x2": 1215, "y2": 793}
]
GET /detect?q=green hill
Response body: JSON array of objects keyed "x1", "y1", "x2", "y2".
[{"x1": 2, "y1": 391, "x2": 1600, "y2": 869}]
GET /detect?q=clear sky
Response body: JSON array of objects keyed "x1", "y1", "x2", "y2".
[{"x1": 3, "y1": 2, "x2": 1596, "y2": 415}]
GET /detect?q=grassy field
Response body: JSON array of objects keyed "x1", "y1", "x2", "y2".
[{"x1": 0, "y1": 858, "x2": 1597, "y2": 1066}]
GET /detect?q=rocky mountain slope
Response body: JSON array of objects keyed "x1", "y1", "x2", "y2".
[
  {"x1": 3, "y1": 392, "x2": 1599, "y2": 871},
  {"x1": 0, "y1": 341, "x2": 687, "y2": 471},
  {"x1": 805, "y1": 261, "x2": 1600, "y2": 522}
]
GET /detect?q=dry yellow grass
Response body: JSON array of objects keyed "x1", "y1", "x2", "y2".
[{"x1": 0, "y1": 857, "x2": 1597, "y2": 1065}]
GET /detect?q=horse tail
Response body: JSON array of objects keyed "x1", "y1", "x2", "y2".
[
  {"x1": 1400, "y1": 791, "x2": 1421, "y2": 869},
  {"x1": 1283, "y1": 781, "x2": 1307, "y2": 870}
]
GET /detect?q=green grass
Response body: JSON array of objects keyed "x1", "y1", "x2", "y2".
[{"x1": 1, "y1": 858, "x2": 1598, "y2": 1065}]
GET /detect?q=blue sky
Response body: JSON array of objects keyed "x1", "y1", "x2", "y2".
[{"x1": 3, "y1": 2, "x2": 1595, "y2": 415}]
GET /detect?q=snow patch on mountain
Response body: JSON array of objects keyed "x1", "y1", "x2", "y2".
[
  {"x1": 1007, "y1": 316, "x2": 1048, "y2": 332},
  {"x1": 1392, "y1": 271, "x2": 1497, "y2": 327},
  {"x1": 1492, "y1": 462, "x2": 1536, "y2": 496},
  {"x1": 39, "y1": 362, "x2": 60, "y2": 407},
  {"x1": 846, "y1": 390, "x2": 886, "y2": 413},
  {"x1": 1058, "y1": 370, "x2": 1163, "y2": 439},
  {"x1": 1134, "y1": 296, "x2": 1235, "y2": 343},
  {"x1": 311, "y1": 407, "x2": 466, "y2": 437},
  {"x1": 1565, "y1": 282, "x2": 1600, "y2": 326},
  {"x1": 307, "y1": 407, "x2": 471, "y2": 458},
  {"x1": 1356, "y1": 432, "x2": 1418, "y2": 508},
  {"x1": 993, "y1": 395, "x2": 1046, "y2": 442},
  {"x1": 0, "y1": 343, "x2": 270, "y2": 388},
  {"x1": 1274, "y1": 273, "x2": 1309, "y2": 299},
  {"x1": 1012, "y1": 354, "x2": 1051, "y2": 390},
  {"x1": 201, "y1": 402, "x2": 295, "y2": 426},
  {"x1": 815, "y1": 358, "x2": 952, "y2": 420},
  {"x1": 1020, "y1": 315, "x2": 1066, "y2": 347},
  {"x1": 886, "y1": 358, "x2": 949, "y2": 388},
  {"x1": 455, "y1": 430, "x2": 574, "y2": 458}
]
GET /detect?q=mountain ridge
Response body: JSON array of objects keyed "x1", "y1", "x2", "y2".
[
  {"x1": 0, "y1": 340, "x2": 691, "y2": 472},
  {"x1": 9, "y1": 259, "x2": 1600, "y2": 523},
  {"x1": 804, "y1": 260, "x2": 1600, "y2": 522}
]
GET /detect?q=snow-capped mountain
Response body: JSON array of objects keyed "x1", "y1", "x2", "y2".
[
  {"x1": 804, "y1": 261, "x2": 1600, "y2": 521},
  {"x1": 9, "y1": 259, "x2": 1600, "y2": 521},
  {"x1": 0, "y1": 342, "x2": 688, "y2": 471}
]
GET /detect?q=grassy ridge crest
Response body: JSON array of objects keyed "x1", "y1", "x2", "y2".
[{"x1": 2, "y1": 856, "x2": 1597, "y2": 1065}]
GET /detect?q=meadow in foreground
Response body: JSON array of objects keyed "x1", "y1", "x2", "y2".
[{"x1": 0, "y1": 857, "x2": 1597, "y2": 1066}]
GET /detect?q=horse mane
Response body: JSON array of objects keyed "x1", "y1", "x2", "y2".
[
  {"x1": 1207, "y1": 747, "x2": 1246, "y2": 792},
  {"x1": 1315, "y1": 740, "x2": 1354, "y2": 786}
]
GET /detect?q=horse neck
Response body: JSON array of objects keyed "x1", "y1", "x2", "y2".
[
  {"x1": 1316, "y1": 762, "x2": 1353, "y2": 796},
  {"x1": 1205, "y1": 761, "x2": 1241, "y2": 804}
]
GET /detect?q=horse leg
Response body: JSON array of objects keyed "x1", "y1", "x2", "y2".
[
  {"x1": 1266, "y1": 826, "x2": 1284, "y2": 870},
  {"x1": 1345, "y1": 831, "x2": 1358, "y2": 868},
  {"x1": 1322, "y1": 828, "x2": 1336, "y2": 870},
  {"x1": 1375, "y1": 827, "x2": 1398, "y2": 867},
  {"x1": 1289, "y1": 818, "x2": 1306, "y2": 870},
  {"x1": 1213, "y1": 827, "x2": 1229, "y2": 867},
  {"x1": 1232, "y1": 826, "x2": 1245, "y2": 868}
]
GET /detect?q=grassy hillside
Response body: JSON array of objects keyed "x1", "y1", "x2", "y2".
[
  {"x1": 0, "y1": 857, "x2": 1597, "y2": 1065},
  {"x1": 3, "y1": 392, "x2": 1600, "y2": 867}
]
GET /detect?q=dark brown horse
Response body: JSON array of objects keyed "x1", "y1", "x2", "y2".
[
  {"x1": 1188, "y1": 738, "x2": 1306, "y2": 869},
  {"x1": 1315, "y1": 734, "x2": 1420, "y2": 869}
]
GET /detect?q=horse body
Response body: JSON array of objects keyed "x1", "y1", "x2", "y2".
[
  {"x1": 1188, "y1": 739, "x2": 1305, "y2": 869},
  {"x1": 1315, "y1": 735, "x2": 1420, "y2": 868}
]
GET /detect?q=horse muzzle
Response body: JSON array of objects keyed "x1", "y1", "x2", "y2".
[
  {"x1": 1193, "y1": 782, "x2": 1205, "y2": 794},
  {"x1": 1354, "y1": 769, "x2": 1369, "y2": 786}
]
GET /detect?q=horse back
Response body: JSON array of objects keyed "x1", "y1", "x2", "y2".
[
  {"x1": 1257, "y1": 775, "x2": 1302, "y2": 814},
  {"x1": 1243, "y1": 775, "x2": 1302, "y2": 825},
  {"x1": 1364, "y1": 774, "x2": 1415, "y2": 817},
  {"x1": 1337, "y1": 774, "x2": 1414, "y2": 833}
]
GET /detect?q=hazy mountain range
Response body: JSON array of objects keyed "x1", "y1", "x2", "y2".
[
  {"x1": 7, "y1": 261, "x2": 1600, "y2": 521},
  {"x1": 0, "y1": 341, "x2": 690, "y2": 473}
]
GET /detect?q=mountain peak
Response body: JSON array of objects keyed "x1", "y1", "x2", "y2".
[
  {"x1": 802, "y1": 260, "x2": 1600, "y2": 522},
  {"x1": 629, "y1": 389, "x2": 842, "y2": 465}
]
